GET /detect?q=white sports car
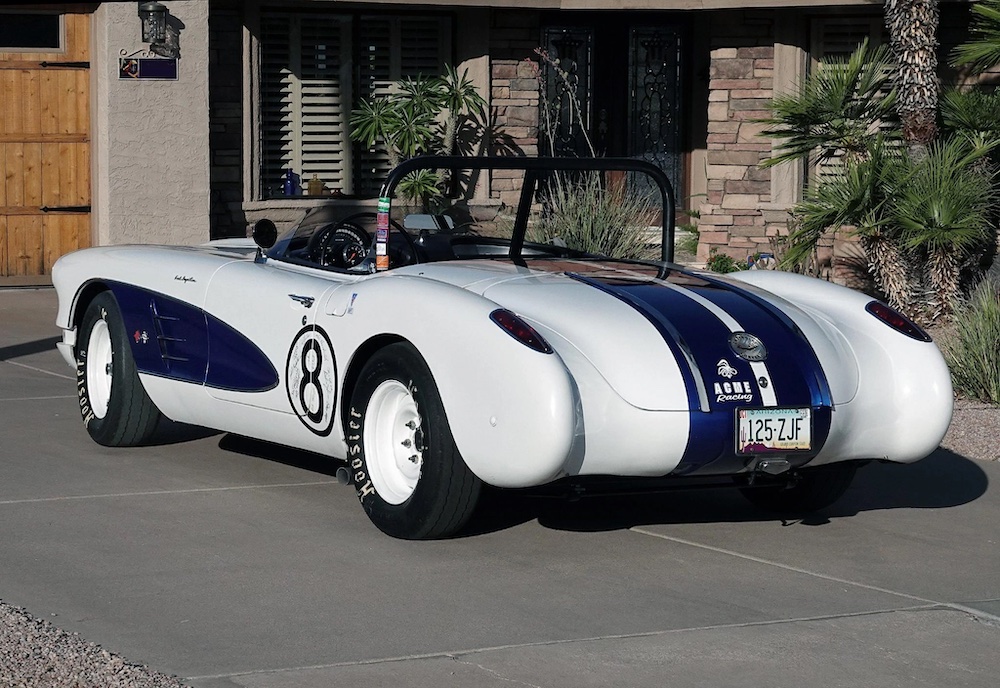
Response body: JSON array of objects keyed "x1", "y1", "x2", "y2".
[{"x1": 52, "y1": 157, "x2": 953, "y2": 539}]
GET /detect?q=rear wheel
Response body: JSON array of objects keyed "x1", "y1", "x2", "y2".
[
  {"x1": 739, "y1": 463, "x2": 858, "y2": 514},
  {"x1": 76, "y1": 291, "x2": 163, "y2": 446},
  {"x1": 347, "y1": 342, "x2": 481, "y2": 539}
]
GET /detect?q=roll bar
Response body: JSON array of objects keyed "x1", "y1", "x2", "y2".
[{"x1": 379, "y1": 156, "x2": 676, "y2": 263}]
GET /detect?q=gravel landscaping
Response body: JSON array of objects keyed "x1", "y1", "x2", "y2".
[
  {"x1": 940, "y1": 398, "x2": 1000, "y2": 462},
  {"x1": 0, "y1": 603, "x2": 188, "y2": 688}
]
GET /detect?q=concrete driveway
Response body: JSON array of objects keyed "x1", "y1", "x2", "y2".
[{"x1": 1, "y1": 287, "x2": 998, "y2": 687}]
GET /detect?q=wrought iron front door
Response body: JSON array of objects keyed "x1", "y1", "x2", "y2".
[
  {"x1": 627, "y1": 27, "x2": 683, "y2": 201},
  {"x1": 541, "y1": 19, "x2": 684, "y2": 200}
]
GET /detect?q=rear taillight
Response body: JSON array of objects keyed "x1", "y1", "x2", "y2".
[
  {"x1": 865, "y1": 301, "x2": 932, "y2": 342},
  {"x1": 490, "y1": 309, "x2": 553, "y2": 354}
]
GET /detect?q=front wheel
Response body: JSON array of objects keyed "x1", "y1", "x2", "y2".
[
  {"x1": 346, "y1": 342, "x2": 481, "y2": 539},
  {"x1": 76, "y1": 291, "x2": 163, "y2": 446},
  {"x1": 739, "y1": 463, "x2": 858, "y2": 514}
]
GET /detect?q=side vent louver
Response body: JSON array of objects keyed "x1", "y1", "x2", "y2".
[{"x1": 150, "y1": 299, "x2": 189, "y2": 368}]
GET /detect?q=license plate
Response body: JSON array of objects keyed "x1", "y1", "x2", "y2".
[{"x1": 737, "y1": 407, "x2": 811, "y2": 454}]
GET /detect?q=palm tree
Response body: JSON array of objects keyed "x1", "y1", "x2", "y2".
[
  {"x1": 349, "y1": 67, "x2": 487, "y2": 208},
  {"x1": 349, "y1": 77, "x2": 441, "y2": 169},
  {"x1": 438, "y1": 65, "x2": 487, "y2": 156},
  {"x1": 759, "y1": 39, "x2": 897, "y2": 169},
  {"x1": 884, "y1": 0, "x2": 941, "y2": 152},
  {"x1": 759, "y1": 35, "x2": 1000, "y2": 317},
  {"x1": 892, "y1": 136, "x2": 999, "y2": 313},
  {"x1": 782, "y1": 137, "x2": 917, "y2": 311}
]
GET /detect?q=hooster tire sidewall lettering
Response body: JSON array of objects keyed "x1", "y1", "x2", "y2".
[
  {"x1": 345, "y1": 405, "x2": 378, "y2": 505},
  {"x1": 285, "y1": 325, "x2": 337, "y2": 436},
  {"x1": 76, "y1": 305, "x2": 109, "y2": 428}
]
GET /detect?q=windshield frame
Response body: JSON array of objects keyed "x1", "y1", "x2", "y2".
[{"x1": 380, "y1": 156, "x2": 676, "y2": 264}]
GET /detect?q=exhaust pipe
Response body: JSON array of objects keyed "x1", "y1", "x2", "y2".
[{"x1": 336, "y1": 466, "x2": 351, "y2": 485}]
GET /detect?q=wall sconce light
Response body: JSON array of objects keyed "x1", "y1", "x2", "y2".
[{"x1": 138, "y1": 2, "x2": 167, "y2": 44}]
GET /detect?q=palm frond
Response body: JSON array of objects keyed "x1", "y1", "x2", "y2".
[
  {"x1": 940, "y1": 87, "x2": 1000, "y2": 139},
  {"x1": 951, "y1": 1, "x2": 1000, "y2": 73},
  {"x1": 349, "y1": 98, "x2": 403, "y2": 149},
  {"x1": 440, "y1": 65, "x2": 487, "y2": 116},
  {"x1": 388, "y1": 102, "x2": 438, "y2": 158},
  {"x1": 891, "y1": 138, "x2": 998, "y2": 253},
  {"x1": 780, "y1": 138, "x2": 901, "y2": 267},
  {"x1": 395, "y1": 74, "x2": 446, "y2": 112}
]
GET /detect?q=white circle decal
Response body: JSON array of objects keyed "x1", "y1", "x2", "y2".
[{"x1": 286, "y1": 326, "x2": 337, "y2": 436}]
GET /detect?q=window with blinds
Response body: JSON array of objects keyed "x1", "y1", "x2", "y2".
[{"x1": 259, "y1": 12, "x2": 451, "y2": 199}]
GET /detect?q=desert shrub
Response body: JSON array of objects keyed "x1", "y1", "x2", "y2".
[
  {"x1": 528, "y1": 172, "x2": 660, "y2": 260},
  {"x1": 942, "y1": 278, "x2": 1000, "y2": 404}
]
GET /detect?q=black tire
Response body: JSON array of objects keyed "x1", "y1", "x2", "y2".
[
  {"x1": 346, "y1": 342, "x2": 481, "y2": 539},
  {"x1": 739, "y1": 462, "x2": 858, "y2": 514},
  {"x1": 76, "y1": 291, "x2": 163, "y2": 447}
]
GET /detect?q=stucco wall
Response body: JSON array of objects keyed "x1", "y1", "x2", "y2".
[{"x1": 92, "y1": 0, "x2": 211, "y2": 246}]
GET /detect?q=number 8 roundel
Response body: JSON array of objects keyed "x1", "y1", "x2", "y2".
[{"x1": 286, "y1": 325, "x2": 337, "y2": 436}]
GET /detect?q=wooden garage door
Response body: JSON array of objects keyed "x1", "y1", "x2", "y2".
[{"x1": 0, "y1": 10, "x2": 91, "y2": 283}]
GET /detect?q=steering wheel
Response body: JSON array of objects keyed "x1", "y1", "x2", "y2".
[
  {"x1": 308, "y1": 212, "x2": 418, "y2": 269},
  {"x1": 308, "y1": 221, "x2": 371, "y2": 269}
]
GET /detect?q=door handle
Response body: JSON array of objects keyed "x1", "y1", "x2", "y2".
[{"x1": 288, "y1": 294, "x2": 315, "y2": 308}]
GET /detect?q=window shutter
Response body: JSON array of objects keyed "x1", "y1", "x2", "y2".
[
  {"x1": 355, "y1": 16, "x2": 452, "y2": 195},
  {"x1": 399, "y1": 18, "x2": 448, "y2": 76},
  {"x1": 356, "y1": 17, "x2": 395, "y2": 195},
  {"x1": 260, "y1": 13, "x2": 350, "y2": 197},
  {"x1": 259, "y1": 12, "x2": 451, "y2": 198},
  {"x1": 299, "y1": 17, "x2": 351, "y2": 194},
  {"x1": 261, "y1": 14, "x2": 295, "y2": 197},
  {"x1": 812, "y1": 18, "x2": 885, "y2": 61},
  {"x1": 809, "y1": 17, "x2": 894, "y2": 184}
]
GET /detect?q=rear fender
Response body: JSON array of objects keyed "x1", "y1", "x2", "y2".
[
  {"x1": 329, "y1": 276, "x2": 577, "y2": 488},
  {"x1": 729, "y1": 271, "x2": 952, "y2": 463}
]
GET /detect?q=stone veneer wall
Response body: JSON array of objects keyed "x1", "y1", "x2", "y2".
[
  {"x1": 490, "y1": 8, "x2": 786, "y2": 264},
  {"x1": 489, "y1": 10, "x2": 541, "y2": 207},
  {"x1": 696, "y1": 11, "x2": 781, "y2": 265}
]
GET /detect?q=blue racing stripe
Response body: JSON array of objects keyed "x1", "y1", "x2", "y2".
[
  {"x1": 570, "y1": 269, "x2": 832, "y2": 474},
  {"x1": 693, "y1": 273, "x2": 833, "y2": 408}
]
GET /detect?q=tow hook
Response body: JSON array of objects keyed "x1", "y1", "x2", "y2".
[
  {"x1": 747, "y1": 457, "x2": 792, "y2": 486},
  {"x1": 756, "y1": 458, "x2": 791, "y2": 476}
]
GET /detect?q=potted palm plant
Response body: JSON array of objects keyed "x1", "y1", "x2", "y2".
[{"x1": 349, "y1": 66, "x2": 486, "y2": 210}]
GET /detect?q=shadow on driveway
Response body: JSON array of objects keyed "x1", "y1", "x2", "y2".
[
  {"x1": 0, "y1": 337, "x2": 61, "y2": 361},
  {"x1": 472, "y1": 449, "x2": 988, "y2": 535},
  {"x1": 215, "y1": 434, "x2": 988, "y2": 538}
]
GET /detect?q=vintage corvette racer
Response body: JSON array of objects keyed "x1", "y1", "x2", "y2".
[{"x1": 52, "y1": 157, "x2": 953, "y2": 539}]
